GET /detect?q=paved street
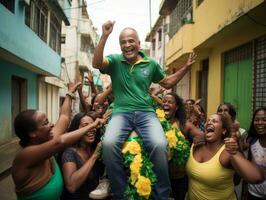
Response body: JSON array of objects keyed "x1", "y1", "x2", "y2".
[{"x1": 0, "y1": 172, "x2": 16, "y2": 200}]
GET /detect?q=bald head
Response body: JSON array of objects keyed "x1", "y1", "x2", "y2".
[{"x1": 119, "y1": 27, "x2": 140, "y2": 42}]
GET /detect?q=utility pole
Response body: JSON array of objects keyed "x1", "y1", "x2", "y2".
[{"x1": 149, "y1": 0, "x2": 152, "y2": 31}]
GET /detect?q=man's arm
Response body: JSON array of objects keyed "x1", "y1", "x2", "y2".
[
  {"x1": 92, "y1": 20, "x2": 115, "y2": 70},
  {"x1": 159, "y1": 53, "x2": 197, "y2": 89}
]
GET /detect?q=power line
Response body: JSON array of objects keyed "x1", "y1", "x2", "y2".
[{"x1": 63, "y1": 0, "x2": 106, "y2": 10}]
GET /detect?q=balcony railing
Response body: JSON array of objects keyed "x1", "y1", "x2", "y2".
[{"x1": 168, "y1": 0, "x2": 193, "y2": 39}]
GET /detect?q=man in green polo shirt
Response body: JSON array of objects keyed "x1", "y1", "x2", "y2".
[{"x1": 92, "y1": 20, "x2": 196, "y2": 200}]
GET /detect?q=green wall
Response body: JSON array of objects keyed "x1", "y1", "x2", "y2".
[
  {"x1": 0, "y1": 2, "x2": 61, "y2": 77},
  {"x1": 0, "y1": 59, "x2": 37, "y2": 143}
]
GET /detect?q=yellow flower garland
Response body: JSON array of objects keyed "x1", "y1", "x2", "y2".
[{"x1": 121, "y1": 109, "x2": 190, "y2": 199}]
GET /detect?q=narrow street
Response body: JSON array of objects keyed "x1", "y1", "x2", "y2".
[{"x1": 0, "y1": 0, "x2": 265, "y2": 200}]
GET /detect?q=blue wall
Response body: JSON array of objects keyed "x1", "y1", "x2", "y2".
[
  {"x1": 0, "y1": 59, "x2": 37, "y2": 142},
  {"x1": 0, "y1": 1, "x2": 61, "y2": 77}
]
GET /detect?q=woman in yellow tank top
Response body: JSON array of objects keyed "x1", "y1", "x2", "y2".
[{"x1": 186, "y1": 113, "x2": 264, "y2": 200}]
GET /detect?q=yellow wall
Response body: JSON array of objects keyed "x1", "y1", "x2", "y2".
[
  {"x1": 165, "y1": 0, "x2": 265, "y2": 117},
  {"x1": 165, "y1": 24, "x2": 194, "y2": 66},
  {"x1": 193, "y1": 0, "x2": 263, "y2": 48}
]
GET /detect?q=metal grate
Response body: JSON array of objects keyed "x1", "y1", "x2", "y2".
[
  {"x1": 254, "y1": 35, "x2": 266, "y2": 109},
  {"x1": 169, "y1": 0, "x2": 192, "y2": 39},
  {"x1": 224, "y1": 43, "x2": 252, "y2": 64}
]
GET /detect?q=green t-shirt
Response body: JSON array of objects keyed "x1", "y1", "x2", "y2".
[{"x1": 101, "y1": 51, "x2": 165, "y2": 114}]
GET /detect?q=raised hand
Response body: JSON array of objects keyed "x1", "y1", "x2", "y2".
[
  {"x1": 93, "y1": 118, "x2": 106, "y2": 128},
  {"x1": 102, "y1": 20, "x2": 115, "y2": 37},
  {"x1": 186, "y1": 52, "x2": 197, "y2": 67},
  {"x1": 68, "y1": 82, "x2": 82, "y2": 93}
]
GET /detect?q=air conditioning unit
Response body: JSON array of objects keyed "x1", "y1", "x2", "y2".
[{"x1": 21, "y1": 0, "x2": 30, "y2": 6}]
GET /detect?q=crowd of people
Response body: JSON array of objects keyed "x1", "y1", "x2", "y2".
[{"x1": 11, "y1": 21, "x2": 265, "y2": 200}]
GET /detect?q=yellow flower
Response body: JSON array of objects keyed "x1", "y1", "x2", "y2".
[
  {"x1": 166, "y1": 129, "x2": 177, "y2": 148},
  {"x1": 156, "y1": 109, "x2": 165, "y2": 121},
  {"x1": 130, "y1": 172, "x2": 138, "y2": 185},
  {"x1": 130, "y1": 154, "x2": 142, "y2": 184},
  {"x1": 135, "y1": 175, "x2": 152, "y2": 199},
  {"x1": 130, "y1": 154, "x2": 142, "y2": 173},
  {"x1": 177, "y1": 130, "x2": 185, "y2": 138},
  {"x1": 122, "y1": 141, "x2": 141, "y2": 155}
]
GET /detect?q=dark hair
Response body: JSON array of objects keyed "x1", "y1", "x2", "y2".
[
  {"x1": 165, "y1": 93, "x2": 186, "y2": 128},
  {"x1": 217, "y1": 103, "x2": 237, "y2": 121},
  {"x1": 67, "y1": 112, "x2": 100, "y2": 149},
  {"x1": 247, "y1": 107, "x2": 266, "y2": 144},
  {"x1": 185, "y1": 99, "x2": 195, "y2": 105},
  {"x1": 14, "y1": 109, "x2": 37, "y2": 147},
  {"x1": 68, "y1": 112, "x2": 88, "y2": 132}
]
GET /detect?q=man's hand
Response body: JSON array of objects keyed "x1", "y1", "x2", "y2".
[
  {"x1": 186, "y1": 52, "x2": 197, "y2": 67},
  {"x1": 102, "y1": 20, "x2": 115, "y2": 37}
]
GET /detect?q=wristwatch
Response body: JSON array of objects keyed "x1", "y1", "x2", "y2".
[{"x1": 66, "y1": 92, "x2": 76, "y2": 100}]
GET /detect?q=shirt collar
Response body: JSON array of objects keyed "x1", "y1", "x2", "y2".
[{"x1": 120, "y1": 51, "x2": 150, "y2": 64}]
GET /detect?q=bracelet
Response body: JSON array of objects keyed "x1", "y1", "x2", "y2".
[{"x1": 66, "y1": 92, "x2": 76, "y2": 100}]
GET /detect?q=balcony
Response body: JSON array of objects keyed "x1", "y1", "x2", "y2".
[
  {"x1": 0, "y1": 4, "x2": 61, "y2": 77},
  {"x1": 79, "y1": 19, "x2": 97, "y2": 47},
  {"x1": 78, "y1": 51, "x2": 93, "y2": 71},
  {"x1": 165, "y1": 23, "x2": 193, "y2": 67},
  {"x1": 193, "y1": 0, "x2": 264, "y2": 48}
]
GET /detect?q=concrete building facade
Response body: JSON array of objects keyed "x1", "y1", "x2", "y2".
[{"x1": 160, "y1": 0, "x2": 266, "y2": 129}]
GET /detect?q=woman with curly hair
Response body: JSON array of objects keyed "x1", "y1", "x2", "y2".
[
  {"x1": 162, "y1": 93, "x2": 203, "y2": 200},
  {"x1": 186, "y1": 113, "x2": 264, "y2": 200}
]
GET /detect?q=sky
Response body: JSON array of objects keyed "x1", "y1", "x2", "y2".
[{"x1": 87, "y1": 0, "x2": 161, "y2": 55}]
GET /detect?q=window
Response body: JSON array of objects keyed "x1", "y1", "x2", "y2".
[
  {"x1": 50, "y1": 13, "x2": 61, "y2": 53},
  {"x1": 25, "y1": 0, "x2": 48, "y2": 42},
  {"x1": 158, "y1": 29, "x2": 162, "y2": 47},
  {"x1": 25, "y1": 3, "x2": 31, "y2": 27},
  {"x1": 0, "y1": 0, "x2": 15, "y2": 13},
  {"x1": 80, "y1": 35, "x2": 91, "y2": 52},
  {"x1": 169, "y1": 0, "x2": 193, "y2": 38},
  {"x1": 152, "y1": 39, "x2": 156, "y2": 51},
  {"x1": 61, "y1": 34, "x2": 66, "y2": 44}
]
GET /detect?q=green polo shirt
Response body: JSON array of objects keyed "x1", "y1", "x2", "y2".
[{"x1": 100, "y1": 51, "x2": 165, "y2": 114}]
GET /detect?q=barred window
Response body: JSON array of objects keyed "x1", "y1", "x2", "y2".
[
  {"x1": 25, "y1": 0, "x2": 48, "y2": 42},
  {"x1": 49, "y1": 13, "x2": 61, "y2": 53},
  {"x1": 169, "y1": 0, "x2": 192, "y2": 38},
  {"x1": 254, "y1": 36, "x2": 266, "y2": 109}
]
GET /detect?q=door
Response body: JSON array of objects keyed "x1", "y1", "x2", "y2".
[{"x1": 224, "y1": 43, "x2": 252, "y2": 129}]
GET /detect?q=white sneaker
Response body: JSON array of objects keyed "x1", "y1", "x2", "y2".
[{"x1": 89, "y1": 178, "x2": 110, "y2": 199}]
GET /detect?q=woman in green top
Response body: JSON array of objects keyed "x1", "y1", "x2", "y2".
[{"x1": 12, "y1": 82, "x2": 106, "y2": 200}]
